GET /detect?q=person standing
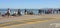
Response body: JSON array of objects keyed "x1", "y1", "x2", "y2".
[
  {"x1": 38, "y1": 9, "x2": 42, "y2": 15},
  {"x1": 6, "y1": 8, "x2": 11, "y2": 17},
  {"x1": 58, "y1": 9, "x2": 60, "y2": 14},
  {"x1": 24, "y1": 9, "x2": 27, "y2": 15},
  {"x1": 17, "y1": 9, "x2": 21, "y2": 16},
  {"x1": 0, "y1": 9, "x2": 1, "y2": 16},
  {"x1": 48, "y1": 9, "x2": 52, "y2": 14}
]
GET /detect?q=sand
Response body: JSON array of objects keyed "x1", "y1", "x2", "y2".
[
  {"x1": 0, "y1": 14, "x2": 60, "y2": 22},
  {"x1": 0, "y1": 14, "x2": 60, "y2": 28}
]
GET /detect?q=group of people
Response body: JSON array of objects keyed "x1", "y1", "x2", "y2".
[
  {"x1": 1, "y1": 8, "x2": 34, "y2": 17},
  {"x1": 24, "y1": 9, "x2": 34, "y2": 15},
  {"x1": 38, "y1": 9, "x2": 60, "y2": 14},
  {"x1": 2, "y1": 8, "x2": 22, "y2": 17},
  {"x1": 1, "y1": 8, "x2": 60, "y2": 17}
]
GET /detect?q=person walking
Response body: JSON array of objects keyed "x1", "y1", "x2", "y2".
[
  {"x1": 6, "y1": 8, "x2": 11, "y2": 17},
  {"x1": 7, "y1": 8, "x2": 11, "y2": 16}
]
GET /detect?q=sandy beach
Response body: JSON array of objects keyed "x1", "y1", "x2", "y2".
[
  {"x1": 0, "y1": 14, "x2": 59, "y2": 23},
  {"x1": 0, "y1": 14, "x2": 56, "y2": 22},
  {"x1": 0, "y1": 14, "x2": 60, "y2": 28}
]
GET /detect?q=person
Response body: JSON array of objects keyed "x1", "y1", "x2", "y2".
[
  {"x1": 0, "y1": 12, "x2": 1, "y2": 16},
  {"x1": 0, "y1": 9, "x2": 1, "y2": 15},
  {"x1": 47, "y1": 9, "x2": 52, "y2": 14},
  {"x1": 17, "y1": 9, "x2": 21, "y2": 16},
  {"x1": 58, "y1": 9, "x2": 60, "y2": 14},
  {"x1": 56, "y1": 10, "x2": 58, "y2": 14},
  {"x1": 24, "y1": 9, "x2": 27, "y2": 15},
  {"x1": 12, "y1": 11, "x2": 17, "y2": 16},
  {"x1": 29, "y1": 11, "x2": 33, "y2": 15},
  {"x1": 53, "y1": 9, "x2": 58, "y2": 14},
  {"x1": 38, "y1": 9, "x2": 42, "y2": 14},
  {"x1": 5, "y1": 8, "x2": 11, "y2": 16},
  {"x1": 25, "y1": 9, "x2": 27, "y2": 13}
]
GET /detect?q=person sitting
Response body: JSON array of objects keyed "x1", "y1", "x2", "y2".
[
  {"x1": 11, "y1": 11, "x2": 17, "y2": 16},
  {"x1": 2, "y1": 14, "x2": 5, "y2": 17},
  {"x1": 29, "y1": 11, "x2": 33, "y2": 15}
]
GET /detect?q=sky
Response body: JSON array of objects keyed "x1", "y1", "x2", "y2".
[{"x1": 0, "y1": 0, "x2": 60, "y2": 9}]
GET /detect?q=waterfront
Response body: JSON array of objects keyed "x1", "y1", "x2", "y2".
[
  {"x1": 0, "y1": 8, "x2": 60, "y2": 28},
  {"x1": 0, "y1": 8, "x2": 60, "y2": 15}
]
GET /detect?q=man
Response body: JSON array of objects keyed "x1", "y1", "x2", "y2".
[
  {"x1": 38, "y1": 9, "x2": 42, "y2": 14},
  {"x1": 24, "y1": 9, "x2": 27, "y2": 15},
  {"x1": 6, "y1": 8, "x2": 11, "y2": 16},
  {"x1": 17, "y1": 9, "x2": 21, "y2": 16},
  {"x1": 58, "y1": 9, "x2": 60, "y2": 14}
]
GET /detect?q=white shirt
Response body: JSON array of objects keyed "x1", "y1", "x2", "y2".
[
  {"x1": 8, "y1": 10, "x2": 11, "y2": 13},
  {"x1": 21, "y1": 12, "x2": 23, "y2": 14},
  {"x1": 13, "y1": 11, "x2": 18, "y2": 14}
]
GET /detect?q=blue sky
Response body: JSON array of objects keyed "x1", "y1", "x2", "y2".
[{"x1": 0, "y1": 0, "x2": 60, "y2": 9}]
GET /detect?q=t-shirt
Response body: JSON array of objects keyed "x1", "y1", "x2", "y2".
[
  {"x1": 7, "y1": 10, "x2": 11, "y2": 13},
  {"x1": 21, "y1": 12, "x2": 23, "y2": 14}
]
